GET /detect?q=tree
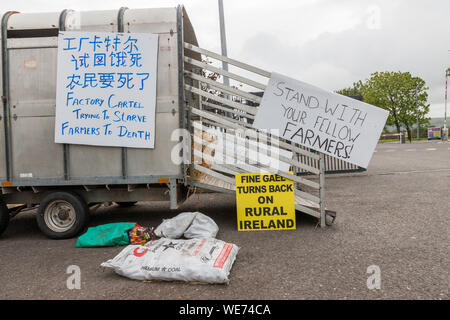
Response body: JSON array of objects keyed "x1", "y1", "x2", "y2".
[
  {"x1": 336, "y1": 80, "x2": 364, "y2": 98},
  {"x1": 338, "y1": 71, "x2": 430, "y2": 142}
]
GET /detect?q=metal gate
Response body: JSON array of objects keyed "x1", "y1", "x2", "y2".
[
  {"x1": 294, "y1": 152, "x2": 366, "y2": 175},
  {"x1": 180, "y1": 42, "x2": 335, "y2": 227}
]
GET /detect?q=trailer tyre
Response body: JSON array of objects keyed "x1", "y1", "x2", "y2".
[
  {"x1": 37, "y1": 191, "x2": 89, "y2": 239},
  {"x1": 0, "y1": 199, "x2": 9, "y2": 237}
]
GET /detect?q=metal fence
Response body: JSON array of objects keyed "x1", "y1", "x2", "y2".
[{"x1": 181, "y1": 42, "x2": 332, "y2": 226}]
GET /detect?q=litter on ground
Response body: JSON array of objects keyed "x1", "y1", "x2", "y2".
[
  {"x1": 154, "y1": 211, "x2": 219, "y2": 239},
  {"x1": 101, "y1": 237, "x2": 239, "y2": 284}
]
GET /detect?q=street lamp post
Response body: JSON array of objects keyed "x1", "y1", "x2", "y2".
[
  {"x1": 218, "y1": 0, "x2": 229, "y2": 87},
  {"x1": 444, "y1": 69, "x2": 449, "y2": 141},
  {"x1": 416, "y1": 84, "x2": 419, "y2": 139},
  {"x1": 218, "y1": 0, "x2": 232, "y2": 119}
]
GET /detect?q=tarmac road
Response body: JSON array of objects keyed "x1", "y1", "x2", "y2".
[{"x1": 0, "y1": 140, "x2": 448, "y2": 300}]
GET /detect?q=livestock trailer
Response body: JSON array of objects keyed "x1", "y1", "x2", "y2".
[{"x1": 0, "y1": 6, "x2": 333, "y2": 239}]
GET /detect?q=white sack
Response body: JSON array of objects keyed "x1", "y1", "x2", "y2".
[
  {"x1": 101, "y1": 238, "x2": 239, "y2": 284},
  {"x1": 154, "y1": 212, "x2": 196, "y2": 239},
  {"x1": 184, "y1": 212, "x2": 219, "y2": 239},
  {"x1": 154, "y1": 212, "x2": 219, "y2": 239}
]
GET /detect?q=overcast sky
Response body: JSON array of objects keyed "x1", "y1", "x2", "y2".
[{"x1": 2, "y1": 0, "x2": 449, "y2": 118}]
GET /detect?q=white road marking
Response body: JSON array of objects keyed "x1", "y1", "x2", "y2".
[
  {"x1": 405, "y1": 149, "x2": 416, "y2": 152},
  {"x1": 384, "y1": 149, "x2": 395, "y2": 152},
  {"x1": 371, "y1": 168, "x2": 450, "y2": 176},
  {"x1": 426, "y1": 148, "x2": 437, "y2": 151}
]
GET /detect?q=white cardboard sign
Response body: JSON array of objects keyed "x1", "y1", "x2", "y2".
[
  {"x1": 253, "y1": 72, "x2": 389, "y2": 168},
  {"x1": 55, "y1": 31, "x2": 158, "y2": 148}
]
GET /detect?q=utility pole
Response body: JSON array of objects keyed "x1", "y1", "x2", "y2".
[
  {"x1": 444, "y1": 68, "x2": 449, "y2": 141},
  {"x1": 218, "y1": 0, "x2": 232, "y2": 119},
  {"x1": 218, "y1": 0, "x2": 230, "y2": 87},
  {"x1": 416, "y1": 84, "x2": 419, "y2": 139}
]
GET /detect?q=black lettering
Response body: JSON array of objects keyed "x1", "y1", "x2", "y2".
[
  {"x1": 284, "y1": 87, "x2": 294, "y2": 100},
  {"x1": 353, "y1": 109, "x2": 367, "y2": 126},
  {"x1": 272, "y1": 207, "x2": 280, "y2": 215},
  {"x1": 307, "y1": 96, "x2": 319, "y2": 109},
  {"x1": 338, "y1": 104, "x2": 349, "y2": 121},
  {"x1": 283, "y1": 121, "x2": 296, "y2": 137},
  {"x1": 286, "y1": 219, "x2": 294, "y2": 228},
  {"x1": 274, "y1": 81, "x2": 285, "y2": 97},
  {"x1": 326, "y1": 139, "x2": 336, "y2": 154},
  {"x1": 324, "y1": 99, "x2": 339, "y2": 116},
  {"x1": 348, "y1": 130, "x2": 361, "y2": 143},
  {"x1": 304, "y1": 129, "x2": 315, "y2": 146},
  {"x1": 290, "y1": 127, "x2": 303, "y2": 142},
  {"x1": 334, "y1": 141, "x2": 345, "y2": 157},
  {"x1": 312, "y1": 135, "x2": 329, "y2": 150},
  {"x1": 338, "y1": 125, "x2": 349, "y2": 140}
]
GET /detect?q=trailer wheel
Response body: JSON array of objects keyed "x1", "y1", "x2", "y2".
[
  {"x1": 0, "y1": 198, "x2": 9, "y2": 237},
  {"x1": 36, "y1": 191, "x2": 89, "y2": 239},
  {"x1": 115, "y1": 201, "x2": 137, "y2": 207}
]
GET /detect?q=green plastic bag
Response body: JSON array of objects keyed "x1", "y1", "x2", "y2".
[{"x1": 75, "y1": 222, "x2": 137, "y2": 248}]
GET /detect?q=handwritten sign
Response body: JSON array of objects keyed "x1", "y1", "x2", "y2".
[
  {"x1": 235, "y1": 172, "x2": 296, "y2": 231},
  {"x1": 55, "y1": 31, "x2": 158, "y2": 148},
  {"x1": 253, "y1": 72, "x2": 389, "y2": 168}
]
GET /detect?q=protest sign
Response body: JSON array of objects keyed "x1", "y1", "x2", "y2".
[
  {"x1": 55, "y1": 31, "x2": 158, "y2": 148},
  {"x1": 253, "y1": 72, "x2": 389, "y2": 168},
  {"x1": 235, "y1": 172, "x2": 296, "y2": 231}
]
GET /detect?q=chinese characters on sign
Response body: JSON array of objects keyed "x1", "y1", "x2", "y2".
[{"x1": 55, "y1": 31, "x2": 159, "y2": 148}]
